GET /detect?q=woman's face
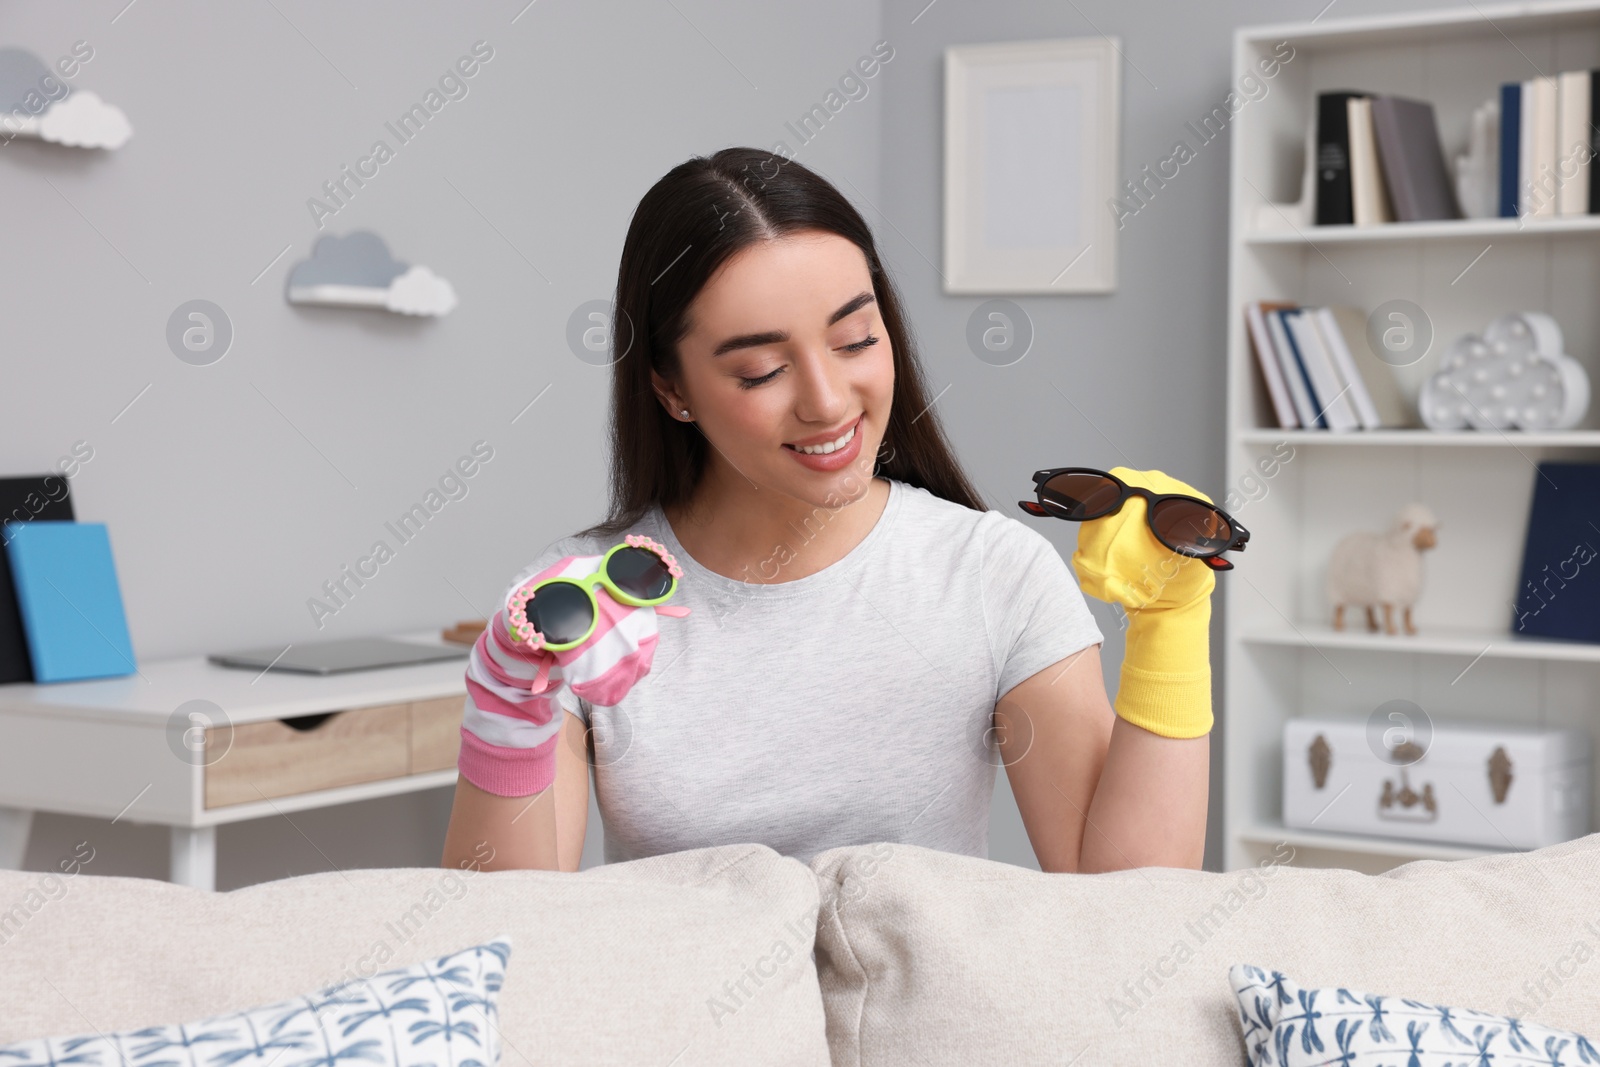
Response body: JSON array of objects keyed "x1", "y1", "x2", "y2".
[{"x1": 656, "y1": 229, "x2": 894, "y2": 509}]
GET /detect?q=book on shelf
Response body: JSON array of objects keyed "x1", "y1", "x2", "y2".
[
  {"x1": 1490, "y1": 69, "x2": 1594, "y2": 218},
  {"x1": 1558, "y1": 71, "x2": 1590, "y2": 215},
  {"x1": 1302, "y1": 70, "x2": 1600, "y2": 228},
  {"x1": 1262, "y1": 305, "x2": 1324, "y2": 428},
  {"x1": 1314, "y1": 89, "x2": 1462, "y2": 224},
  {"x1": 1520, "y1": 77, "x2": 1536, "y2": 215},
  {"x1": 1347, "y1": 96, "x2": 1393, "y2": 225},
  {"x1": 1529, "y1": 76, "x2": 1558, "y2": 218},
  {"x1": 1284, "y1": 308, "x2": 1361, "y2": 430},
  {"x1": 1591, "y1": 72, "x2": 1600, "y2": 213},
  {"x1": 1369, "y1": 95, "x2": 1463, "y2": 221},
  {"x1": 1245, "y1": 300, "x2": 1299, "y2": 429},
  {"x1": 1499, "y1": 81, "x2": 1521, "y2": 217},
  {"x1": 1318, "y1": 306, "x2": 1412, "y2": 429},
  {"x1": 1512, "y1": 462, "x2": 1600, "y2": 643},
  {"x1": 1315, "y1": 307, "x2": 1378, "y2": 429},
  {"x1": 1244, "y1": 301, "x2": 1414, "y2": 431},
  {"x1": 1314, "y1": 90, "x2": 1364, "y2": 226}
]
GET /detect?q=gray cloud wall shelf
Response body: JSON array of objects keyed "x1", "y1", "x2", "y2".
[
  {"x1": 0, "y1": 45, "x2": 131, "y2": 150},
  {"x1": 285, "y1": 231, "x2": 458, "y2": 317}
]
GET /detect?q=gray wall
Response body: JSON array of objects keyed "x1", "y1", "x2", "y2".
[
  {"x1": 6, "y1": 0, "x2": 1461, "y2": 887},
  {"x1": 871, "y1": 0, "x2": 1462, "y2": 873}
]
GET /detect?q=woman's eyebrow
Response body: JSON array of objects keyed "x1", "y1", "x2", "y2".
[{"x1": 710, "y1": 290, "x2": 876, "y2": 357}]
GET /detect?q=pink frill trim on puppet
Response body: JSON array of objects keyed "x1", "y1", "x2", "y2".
[
  {"x1": 480, "y1": 614, "x2": 558, "y2": 695},
  {"x1": 626, "y1": 534, "x2": 693, "y2": 617},
  {"x1": 624, "y1": 533, "x2": 685, "y2": 579},
  {"x1": 505, "y1": 585, "x2": 548, "y2": 653}
]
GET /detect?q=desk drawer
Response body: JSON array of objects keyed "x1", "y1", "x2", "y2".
[
  {"x1": 410, "y1": 695, "x2": 465, "y2": 773},
  {"x1": 204, "y1": 703, "x2": 411, "y2": 809}
]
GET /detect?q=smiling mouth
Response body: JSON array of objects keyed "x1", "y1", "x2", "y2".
[{"x1": 783, "y1": 416, "x2": 861, "y2": 455}]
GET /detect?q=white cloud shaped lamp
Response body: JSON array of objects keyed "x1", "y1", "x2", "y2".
[{"x1": 1419, "y1": 312, "x2": 1590, "y2": 431}]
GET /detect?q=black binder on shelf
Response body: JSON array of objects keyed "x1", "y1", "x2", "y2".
[
  {"x1": 0, "y1": 475, "x2": 77, "y2": 684},
  {"x1": 1315, "y1": 90, "x2": 1364, "y2": 225}
]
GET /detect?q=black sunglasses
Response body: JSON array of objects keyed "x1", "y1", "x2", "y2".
[{"x1": 1017, "y1": 467, "x2": 1250, "y2": 571}]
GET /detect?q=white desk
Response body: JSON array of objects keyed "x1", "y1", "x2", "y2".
[{"x1": 0, "y1": 633, "x2": 470, "y2": 890}]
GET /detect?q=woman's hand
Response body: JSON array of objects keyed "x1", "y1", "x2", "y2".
[
  {"x1": 1069, "y1": 466, "x2": 1215, "y2": 740},
  {"x1": 1069, "y1": 466, "x2": 1216, "y2": 616},
  {"x1": 456, "y1": 539, "x2": 692, "y2": 800},
  {"x1": 508, "y1": 538, "x2": 690, "y2": 708}
]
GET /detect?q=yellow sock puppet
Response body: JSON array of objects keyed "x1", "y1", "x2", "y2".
[{"x1": 1069, "y1": 467, "x2": 1216, "y2": 739}]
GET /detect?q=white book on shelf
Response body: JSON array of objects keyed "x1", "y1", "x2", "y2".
[
  {"x1": 1321, "y1": 305, "x2": 1417, "y2": 428},
  {"x1": 1245, "y1": 301, "x2": 1299, "y2": 428},
  {"x1": 1519, "y1": 77, "x2": 1535, "y2": 216},
  {"x1": 1312, "y1": 306, "x2": 1381, "y2": 429},
  {"x1": 1285, "y1": 309, "x2": 1361, "y2": 430},
  {"x1": 1531, "y1": 74, "x2": 1559, "y2": 217},
  {"x1": 1558, "y1": 70, "x2": 1591, "y2": 216},
  {"x1": 1265, "y1": 308, "x2": 1322, "y2": 428},
  {"x1": 1347, "y1": 96, "x2": 1393, "y2": 225}
]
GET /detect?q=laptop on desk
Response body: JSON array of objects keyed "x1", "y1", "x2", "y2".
[{"x1": 208, "y1": 636, "x2": 468, "y2": 676}]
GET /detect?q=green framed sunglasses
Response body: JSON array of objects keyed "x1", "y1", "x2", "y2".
[{"x1": 507, "y1": 535, "x2": 685, "y2": 652}]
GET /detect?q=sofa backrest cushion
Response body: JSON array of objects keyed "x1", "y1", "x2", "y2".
[
  {"x1": 0, "y1": 842, "x2": 830, "y2": 1067},
  {"x1": 808, "y1": 834, "x2": 1600, "y2": 1066}
]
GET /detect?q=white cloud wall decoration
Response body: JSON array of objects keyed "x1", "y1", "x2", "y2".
[{"x1": 285, "y1": 231, "x2": 458, "y2": 317}]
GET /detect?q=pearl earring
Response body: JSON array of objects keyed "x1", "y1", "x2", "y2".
[{"x1": 680, "y1": 409, "x2": 691, "y2": 419}]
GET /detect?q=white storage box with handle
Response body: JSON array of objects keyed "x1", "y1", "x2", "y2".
[{"x1": 1283, "y1": 715, "x2": 1591, "y2": 849}]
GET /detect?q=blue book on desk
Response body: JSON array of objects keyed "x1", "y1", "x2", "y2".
[
  {"x1": 4, "y1": 521, "x2": 137, "y2": 682},
  {"x1": 0, "y1": 474, "x2": 76, "y2": 684},
  {"x1": 1511, "y1": 462, "x2": 1600, "y2": 642}
]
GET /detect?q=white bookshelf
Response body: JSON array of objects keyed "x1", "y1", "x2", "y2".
[
  {"x1": 1224, "y1": 1, "x2": 1600, "y2": 875},
  {"x1": 1246, "y1": 213, "x2": 1600, "y2": 244}
]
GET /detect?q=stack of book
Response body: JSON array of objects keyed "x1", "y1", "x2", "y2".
[
  {"x1": 1244, "y1": 302, "x2": 1413, "y2": 430},
  {"x1": 1494, "y1": 72, "x2": 1598, "y2": 218},
  {"x1": 1316, "y1": 75, "x2": 1600, "y2": 224},
  {"x1": 0, "y1": 475, "x2": 135, "y2": 684},
  {"x1": 1316, "y1": 91, "x2": 1463, "y2": 224}
]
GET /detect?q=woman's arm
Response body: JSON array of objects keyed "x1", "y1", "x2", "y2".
[
  {"x1": 997, "y1": 643, "x2": 1208, "y2": 873},
  {"x1": 441, "y1": 709, "x2": 591, "y2": 872}
]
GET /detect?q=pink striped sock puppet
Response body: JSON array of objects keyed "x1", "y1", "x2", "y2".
[{"x1": 458, "y1": 535, "x2": 689, "y2": 796}]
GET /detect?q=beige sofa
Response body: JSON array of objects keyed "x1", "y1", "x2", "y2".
[{"x1": 3, "y1": 833, "x2": 1598, "y2": 1065}]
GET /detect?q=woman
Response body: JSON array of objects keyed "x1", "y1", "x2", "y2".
[{"x1": 441, "y1": 147, "x2": 1211, "y2": 874}]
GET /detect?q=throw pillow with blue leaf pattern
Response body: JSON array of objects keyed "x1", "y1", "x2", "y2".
[
  {"x1": 0, "y1": 935, "x2": 511, "y2": 1067},
  {"x1": 1231, "y1": 962, "x2": 1600, "y2": 1066}
]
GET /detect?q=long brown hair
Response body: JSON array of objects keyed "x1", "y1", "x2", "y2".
[{"x1": 578, "y1": 146, "x2": 985, "y2": 541}]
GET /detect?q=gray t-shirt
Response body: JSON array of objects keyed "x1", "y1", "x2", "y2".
[{"x1": 497, "y1": 476, "x2": 1104, "y2": 866}]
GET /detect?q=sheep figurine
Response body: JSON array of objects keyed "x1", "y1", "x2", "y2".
[{"x1": 1326, "y1": 503, "x2": 1440, "y2": 635}]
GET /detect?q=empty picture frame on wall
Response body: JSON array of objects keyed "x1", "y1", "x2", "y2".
[{"x1": 943, "y1": 37, "x2": 1120, "y2": 294}]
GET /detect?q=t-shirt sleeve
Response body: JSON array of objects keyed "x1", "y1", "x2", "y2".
[
  {"x1": 457, "y1": 536, "x2": 589, "y2": 796},
  {"x1": 981, "y1": 512, "x2": 1105, "y2": 701}
]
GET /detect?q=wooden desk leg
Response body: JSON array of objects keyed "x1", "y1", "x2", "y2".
[
  {"x1": 170, "y1": 826, "x2": 216, "y2": 890},
  {"x1": 0, "y1": 807, "x2": 32, "y2": 870}
]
